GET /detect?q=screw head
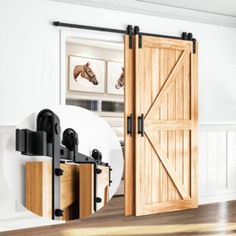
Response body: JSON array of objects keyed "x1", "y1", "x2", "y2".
[
  {"x1": 96, "y1": 197, "x2": 102, "y2": 203},
  {"x1": 55, "y1": 168, "x2": 64, "y2": 176},
  {"x1": 55, "y1": 209, "x2": 64, "y2": 217},
  {"x1": 96, "y1": 168, "x2": 102, "y2": 174}
]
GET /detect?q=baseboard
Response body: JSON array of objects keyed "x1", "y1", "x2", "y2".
[
  {"x1": 0, "y1": 212, "x2": 64, "y2": 232},
  {"x1": 199, "y1": 190, "x2": 236, "y2": 205}
]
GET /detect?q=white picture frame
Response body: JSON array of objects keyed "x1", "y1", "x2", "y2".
[
  {"x1": 69, "y1": 55, "x2": 105, "y2": 93},
  {"x1": 107, "y1": 61, "x2": 124, "y2": 95}
]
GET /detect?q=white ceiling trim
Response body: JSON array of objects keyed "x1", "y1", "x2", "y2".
[
  {"x1": 137, "y1": 0, "x2": 236, "y2": 18},
  {"x1": 52, "y1": 0, "x2": 236, "y2": 28}
]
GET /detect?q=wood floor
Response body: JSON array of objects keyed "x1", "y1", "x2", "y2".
[{"x1": 2, "y1": 196, "x2": 236, "y2": 236}]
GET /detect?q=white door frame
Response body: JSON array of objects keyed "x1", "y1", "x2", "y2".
[{"x1": 59, "y1": 29, "x2": 123, "y2": 105}]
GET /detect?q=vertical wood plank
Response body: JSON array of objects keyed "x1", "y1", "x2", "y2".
[
  {"x1": 183, "y1": 55, "x2": 190, "y2": 195},
  {"x1": 151, "y1": 48, "x2": 160, "y2": 204},
  {"x1": 135, "y1": 34, "x2": 145, "y2": 215},
  {"x1": 124, "y1": 35, "x2": 135, "y2": 216},
  {"x1": 79, "y1": 164, "x2": 94, "y2": 218},
  {"x1": 26, "y1": 162, "x2": 43, "y2": 217},
  {"x1": 190, "y1": 41, "x2": 198, "y2": 205},
  {"x1": 167, "y1": 49, "x2": 177, "y2": 201},
  {"x1": 176, "y1": 64, "x2": 184, "y2": 200},
  {"x1": 160, "y1": 48, "x2": 168, "y2": 202}
]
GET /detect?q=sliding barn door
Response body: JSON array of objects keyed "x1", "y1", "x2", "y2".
[
  {"x1": 124, "y1": 35, "x2": 135, "y2": 216},
  {"x1": 134, "y1": 35, "x2": 198, "y2": 216}
]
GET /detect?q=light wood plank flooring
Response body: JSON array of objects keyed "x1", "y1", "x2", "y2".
[{"x1": 2, "y1": 196, "x2": 236, "y2": 236}]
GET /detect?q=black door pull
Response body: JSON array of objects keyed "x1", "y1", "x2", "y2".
[
  {"x1": 127, "y1": 113, "x2": 133, "y2": 136},
  {"x1": 138, "y1": 114, "x2": 144, "y2": 137}
]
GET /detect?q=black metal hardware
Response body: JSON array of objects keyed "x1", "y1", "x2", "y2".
[
  {"x1": 37, "y1": 109, "x2": 61, "y2": 220},
  {"x1": 16, "y1": 129, "x2": 47, "y2": 156},
  {"x1": 96, "y1": 197, "x2": 102, "y2": 203},
  {"x1": 127, "y1": 113, "x2": 133, "y2": 136},
  {"x1": 53, "y1": 21, "x2": 127, "y2": 35},
  {"x1": 138, "y1": 114, "x2": 144, "y2": 137},
  {"x1": 96, "y1": 168, "x2": 102, "y2": 174},
  {"x1": 182, "y1": 32, "x2": 197, "y2": 54},
  {"x1": 127, "y1": 25, "x2": 133, "y2": 49},
  {"x1": 91, "y1": 149, "x2": 103, "y2": 165},
  {"x1": 53, "y1": 21, "x2": 197, "y2": 44},
  {"x1": 55, "y1": 209, "x2": 64, "y2": 217},
  {"x1": 55, "y1": 168, "x2": 64, "y2": 176},
  {"x1": 109, "y1": 167, "x2": 112, "y2": 187},
  {"x1": 187, "y1": 33, "x2": 193, "y2": 40},
  {"x1": 182, "y1": 32, "x2": 188, "y2": 40},
  {"x1": 134, "y1": 26, "x2": 142, "y2": 48},
  {"x1": 15, "y1": 109, "x2": 112, "y2": 220},
  {"x1": 192, "y1": 38, "x2": 197, "y2": 54}
]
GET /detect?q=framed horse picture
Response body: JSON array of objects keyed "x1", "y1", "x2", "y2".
[
  {"x1": 106, "y1": 61, "x2": 124, "y2": 95},
  {"x1": 69, "y1": 55, "x2": 105, "y2": 93}
]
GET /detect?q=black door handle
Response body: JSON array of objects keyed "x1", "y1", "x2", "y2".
[
  {"x1": 127, "y1": 113, "x2": 133, "y2": 136},
  {"x1": 138, "y1": 114, "x2": 144, "y2": 137}
]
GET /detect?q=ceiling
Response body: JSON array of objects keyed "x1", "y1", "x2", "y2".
[
  {"x1": 53, "y1": 0, "x2": 236, "y2": 27},
  {"x1": 136, "y1": 0, "x2": 236, "y2": 17}
]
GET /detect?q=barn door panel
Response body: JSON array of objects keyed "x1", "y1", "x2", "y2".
[
  {"x1": 124, "y1": 35, "x2": 135, "y2": 216},
  {"x1": 135, "y1": 36, "x2": 198, "y2": 216}
]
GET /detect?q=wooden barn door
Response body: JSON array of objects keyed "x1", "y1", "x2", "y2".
[{"x1": 134, "y1": 35, "x2": 198, "y2": 216}]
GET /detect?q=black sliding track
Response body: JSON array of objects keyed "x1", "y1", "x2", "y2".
[
  {"x1": 53, "y1": 21, "x2": 196, "y2": 52},
  {"x1": 53, "y1": 21, "x2": 127, "y2": 35},
  {"x1": 52, "y1": 21, "x2": 195, "y2": 42}
]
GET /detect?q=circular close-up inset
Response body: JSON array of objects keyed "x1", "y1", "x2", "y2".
[{"x1": 3, "y1": 105, "x2": 123, "y2": 221}]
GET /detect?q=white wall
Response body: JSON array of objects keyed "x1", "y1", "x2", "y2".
[{"x1": 0, "y1": 0, "x2": 236, "y2": 125}]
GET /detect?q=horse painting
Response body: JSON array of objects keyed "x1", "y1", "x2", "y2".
[
  {"x1": 73, "y1": 62, "x2": 99, "y2": 85},
  {"x1": 115, "y1": 67, "x2": 124, "y2": 89}
]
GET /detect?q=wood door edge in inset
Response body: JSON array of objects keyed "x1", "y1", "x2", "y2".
[{"x1": 124, "y1": 35, "x2": 135, "y2": 216}]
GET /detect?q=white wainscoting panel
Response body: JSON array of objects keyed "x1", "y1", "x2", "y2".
[
  {"x1": 227, "y1": 132, "x2": 236, "y2": 189},
  {"x1": 199, "y1": 124, "x2": 236, "y2": 204}
]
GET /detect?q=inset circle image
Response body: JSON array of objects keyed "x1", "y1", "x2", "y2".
[{"x1": 3, "y1": 105, "x2": 123, "y2": 221}]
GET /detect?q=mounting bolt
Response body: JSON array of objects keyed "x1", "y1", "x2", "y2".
[
  {"x1": 96, "y1": 168, "x2": 102, "y2": 174},
  {"x1": 96, "y1": 197, "x2": 102, "y2": 203},
  {"x1": 55, "y1": 168, "x2": 64, "y2": 176},
  {"x1": 188, "y1": 33, "x2": 193, "y2": 40},
  {"x1": 134, "y1": 25, "x2": 140, "y2": 34},
  {"x1": 55, "y1": 209, "x2": 64, "y2": 217},
  {"x1": 182, "y1": 32, "x2": 188, "y2": 40}
]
